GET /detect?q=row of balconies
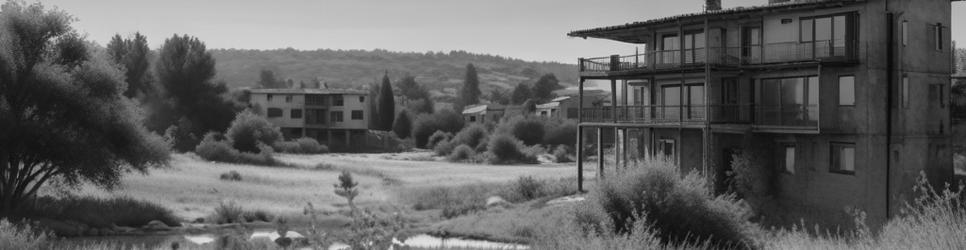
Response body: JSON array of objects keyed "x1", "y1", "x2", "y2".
[
  {"x1": 579, "y1": 104, "x2": 819, "y2": 129},
  {"x1": 579, "y1": 41, "x2": 853, "y2": 74}
]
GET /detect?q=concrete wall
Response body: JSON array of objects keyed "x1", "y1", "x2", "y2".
[{"x1": 250, "y1": 93, "x2": 306, "y2": 129}]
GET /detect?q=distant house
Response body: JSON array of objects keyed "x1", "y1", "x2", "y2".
[
  {"x1": 570, "y1": 0, "x2": 954, "y2": 226},
  {"x1": 536, "y1": 93, "x2": 611, "y2": 120},
  {"x1": 461, "y1": 104, "x2": 506, "y2": 123},
  {"x1": 248, "y1": 88, "x2": 369, "y2": 148}
]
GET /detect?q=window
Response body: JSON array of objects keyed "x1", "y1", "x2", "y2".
[
  {"x1": 683, "y1": 31, "x2": 706, "y2": 63},
  {"x1": 783, "y1": 145, "x2": 796, "y2": 174},
  {"x1": 687, "y1": 84, "x2": 704, "y2": 119},
  {"x1": 267, "y1": 94, "x2": 274, "y2": 102},
  {"x1": 330, "y1": 111, "x2": 344, "y2": 122},
  {"x1": 659, "y1": 139, "x2": 676, "y2": 159},
  {"x1": 935, "y1": 23, "x2": 944, "y2": 51},
  {"x1": 801, "y1": 14, "x2": 851, "y2": 58},
  {"x1": 306, "y1": 95, "x2": 325, "y2": 106},
  {"x1": 351, "y1": 110, "x2": 364, "y2": 120},
  {"x1": 359, "y1": 96, "x2": 365, "y2": 102},
  {"x1": 333, "y1": 95, "x2": 344, "y2": 106},
  {"x1": 902, "y1": 76, "x2": 910, "y2": 108},
  {"x1": 758, "y1": 76, "x2": 819, "y2": 126},
  {"x1": 831, "y1": 143, "x2": 856, "y2": 174},
  {"x1": 661, "y1": 34, "x2": 680, "y2": 64},
  {"x1": 306, "y1": 109, "x2": 326, "y2": 124},
  {"x1": 743, "y1": 27, "x2": 762, "y2": 63},
  {"x1": 902, "y1": 20, "x2": 908, "y2": 46},
  {"x1": 291, "y1": 109, "x2": 303, "y2": 119},
  {"x1": 839, "y1": 76, "x2": 855, "y2": 106},
  {"x1": 267, "y1": 108, "x2": 283, "y2": 118},
  {"x1": 662, "y1": 85, "x2": 680, "y2": 120},
  {"x1": 285, "y1": 95, "x2": 293, "y2": 103},
  {"x1": 929, "y1": 84, "x2": 944, "y2": 107},
  {"x1": 469, "y1": 116, "x2": 477, "y2": 122}
]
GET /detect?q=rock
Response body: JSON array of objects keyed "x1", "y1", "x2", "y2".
[
  {"x1": 143, "y1": 220, "x2": 170, "y2": 231},
  {"x1": 485, "y1": 196, "x2": 510, "y2": 209}
]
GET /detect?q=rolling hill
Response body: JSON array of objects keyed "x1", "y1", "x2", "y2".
[{"x1": 209, "y1": 48, "x2": 578, "y2": 102}]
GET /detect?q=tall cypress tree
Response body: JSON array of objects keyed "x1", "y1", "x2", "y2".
[
  {"x1": 458, "y1": 63, "x2": 481, "y2": 110},
  {"x1": 378, "y1": 72, "x2": 395, "y2": 131}
]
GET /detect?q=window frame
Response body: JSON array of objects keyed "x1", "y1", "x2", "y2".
[
  {"x1": 830, "y1": 142, "x2": 856, "y2": 175},
  {"x1": 290, "y1": 109, "x2": 303, "y2": 119},
  {"x1": 901, "y1": 20, "x2": 909, "y2": 46},
  {"x1": 934, "y1": 23, "x2": 944, "y2": 51},
  {"x1": 350, "y1": 110, "x2": 364, "y2": 120},
  {"x1": 330, "y1": 111, "x2": 344, "y2": 122},
  {"x1": 333, "y1": 95, "x2": 344, "y2": 106},
  {"x1": 838, "y1": 75, "x2": 856, "y2": 106},
  {"x1": 267, "y1": 108, "x2": 283, "y2": 118},
  {"x1": 285, "y1": 95, "x2": 293, "y2": 103}
]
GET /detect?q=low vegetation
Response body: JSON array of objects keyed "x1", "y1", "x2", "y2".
[
  {"x1": 195, "y1": 132, "x2": 280, "y2": 166},
  {"x1": 14, "y1": 196, "x2": 180, "y2": 229},
  {"x1": 209, "y1": 200, "x2": 272, "y2": 224},
  {"x1": 412, "y1": 109, "x2": 465, "y2": 148},
  {"x1": 271, "y1": 137, "x2": 329, "y2": 154},
  {"x1": 402, "y1": 176, "x2": 578, "y2": 218},
  {"x1": 219, "y1": 170, "x2": 243, "y2": 181}
]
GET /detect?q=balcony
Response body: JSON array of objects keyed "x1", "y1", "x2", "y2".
[
  {"x1": 579, "y1": 104, "x2": 818, "y2": 131},
  {"x1": 579, "y1": 41, "x2": 852, "y2": 75}
]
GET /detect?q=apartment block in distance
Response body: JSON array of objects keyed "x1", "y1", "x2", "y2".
[
  {"x1": 248, "y1": 88, "x2": 370, "y2": 148},
  {"x1": 569, "y1": 0, "x2": 956, "y2": 226}
]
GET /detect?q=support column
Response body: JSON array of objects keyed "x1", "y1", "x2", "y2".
[
  {"x1": 326, "y1": 130, "x2": 333, "y2": 146},
  {"x1": 611, "y1": 79, "x2": 619, "y2": 170},
  {"x1": 597, "y1": 127, "x2": 605, "y2": 178},
  {"x1": 345, "y1": 130, "x2": 351, "y2": 147},
  {"x1": 623, "y1": 128, "x2": 629, "y2": 169},
  {"x1": 577, "y1": 78, "x2": 585, "y2": 192}
]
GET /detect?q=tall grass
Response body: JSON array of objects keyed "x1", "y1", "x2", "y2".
[
  {"x1": 16, "y1": 196, "x2": 180, "y2": 229},
  {"x1": 401, "y1": 177, "x2": 578, "y2": 218},
  {"x1": 0, "y1": 220, "x2": 49, "y2": 250}
]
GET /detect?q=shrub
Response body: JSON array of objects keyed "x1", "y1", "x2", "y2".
[
  {"x1": 486, "y1": 134, "x2": 537, "y2": 164},
  {"x1": 553, "y1": 145, "x2": 574, "y2": 163},
  {"x1": 434, "y1": 140, "x2": 458, "y2": 156},
  {"x1": 211, "y1": 200, "x2": 246, "y2": 224},
  {"x1": 226, "y1": 110, "x2": 283, "y2": 153},
  {"x1": 426, "y1": 131, "x2": 453, "y2": 149},
  {"x1": 579, "y1": 158, "x2": 754, "y2": 248},
  {"x1": 513, "y1": 176, "x2": 543, "y2": 201},
  {"x1": 412, "y1": 109, "x2": 465, "y2": 148},
  {"x1": 731, "y1": 147, "x2": 777, "y2": 212},
  {"x1": 392, "y1": 110, "x2": 413, "y2": 139},
  {"x1": 0, "y1": 220, "x2": 49, "y2": 250},
  {"x1": 220, "y1": 170, "x2": 242, "y2": 181},
  {"x1": 196, "y1": 132, "x2": 280, "y2": 166},
  {"x1": 495, "y1": 116, "x2": 546, "y2": 146},
  {"x1": 273, "y1": 137, "x2": 328, "y2": 154},
  {"x1": 20, "y1": 196, "x2": 180, "y2": 229},
  {"x1": 448, "y1": 144, "x2": 476, "y2": 162},
  {"x1": 543, "y1": 120, "x2": 577, "y2": 146},
  {"x1": 451, "y1": 124, "x2": 489, "y2": 150}
]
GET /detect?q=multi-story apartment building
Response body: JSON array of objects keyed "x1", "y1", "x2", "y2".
[
  {"x1": 248, "y1": 88, "x2": 370, "y2": 148},
  {"x1": 570, "y1": 0, "x2": 955, "y2": 225}
]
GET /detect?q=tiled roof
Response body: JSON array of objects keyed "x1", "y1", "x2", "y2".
[
  {"x1": 249, "y1": 88, "x2": 367, "y2": 95},
  {"x1": 461, "y1": 104, "x2": 490, "y2": 114},
  {"x1": 568, "y1": 0, "x2": 859, "y2": 39}
]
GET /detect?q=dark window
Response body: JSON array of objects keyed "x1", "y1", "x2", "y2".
[
  {"x1": 935, "y1": 23, "x2": 944, "y2": 51},
  {"x1": 930, "y1": 84, "x2": 944, "y2": 108},
  {"x1": 267, "y1": 94, "x2": 274, "y2": 102},
  {"x1": 839, "y1": 76, "x2": 855, "y2": 106},
  {"x1": 359, "y1": 96, "x2": 365, "y2": 102},
  {"x1": 659, "y1": 139, "x2": 676, "y2": 159},
  {"x1": 306, "y1": 109, "x2": 326, "y2": 124},
  {"x1": 831, "y1": 143, "x2": 856, "y2": 174},
  {"x1": 801, "y1": 14, "x2": 852, "y2": 58},
  {"x1": 267, "y1": 108, "x2": 283, "y2": 118},
  {"x1": 333, "y1": 95, "x2": 344, "y2": 106},
  {"x1": 291, "y1": 109, "x2": 303, "y2": 119},
  {"x1": 331, "y1": 111, "x2": 344, "y2": 122},
  {"x1": 306, "y1": 95, "x2": 325, "y2": 106},
  {"x1": 469, "y1": 116, "x2": 477, "y2": 122},
  {"x1": 742, "y1": 27, "x2": 762, "y2": 63},
  {"x1": 351, "y1": 110, "x2": 364, "y2": 120},
  {"x1": 285, "y1": 95, "x2": 293, "y2": 103}
]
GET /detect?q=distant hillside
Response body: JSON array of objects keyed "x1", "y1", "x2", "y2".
[{"x1": 209, "y1": 48, "x2": 578, "y2": 101}]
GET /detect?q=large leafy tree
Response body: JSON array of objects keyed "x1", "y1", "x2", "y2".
[
  {"x1": 377, "y1": 72, "x2": 395, "y2": 130},
  {"x1": 397, "y1": 76, "x2": 434, "y2": 114},
  {"x1": 531, "y1": 73, "x2": 561, "y2": 102},
  {"x1": 457, "y1": 63, "x2": 481, "y2": 110},
  {"x1": 511, "y1": 82, "x2": 532, "y2": 105},
  {"x1": 0, "y1": 2, "x2": 169, "y2": 210},
  {"x1": 155, "y1": 34, "x2": 238, "y2": 151},
  {"x1": 257, "y1": 69, "x2": 288, "y2": 89},
  {"x1": 105, "y1": 32, "x2": 153, "y2": 99}
]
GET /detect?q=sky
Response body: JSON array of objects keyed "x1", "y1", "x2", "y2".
[{"x1": 37, "y1": 0, "x2": 966, "y2": 64}]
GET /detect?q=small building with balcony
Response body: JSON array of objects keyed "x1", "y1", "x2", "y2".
[
  {"x1": 249, "y1": 88, "x2": 370, "y2": 149},
  {"x1": 570, "y1": 0, "x2": 954, "y2": 226}
]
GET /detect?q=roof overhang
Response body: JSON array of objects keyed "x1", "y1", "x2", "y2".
[{"x1": 567, "y1": 0, "x2": 863, "y2": 44}]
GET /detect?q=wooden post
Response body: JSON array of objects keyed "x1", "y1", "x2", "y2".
[
  {"x1": 611, "y1": 79, "x2": 618, "y2": 169},
  {"x1": 577, "y1": 78, "x2": 585, "y2": 192},
  {"x1": 597, "y1": 127, "x2": 604, "y2": 178}
]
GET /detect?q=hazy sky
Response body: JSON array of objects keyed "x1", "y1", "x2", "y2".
[{"x1": 39, "y1": 0, "x2": 966, "y2": 63}]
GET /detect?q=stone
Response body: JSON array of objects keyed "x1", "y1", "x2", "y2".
[{"x1": 485, "y1": 196, "x2": 510, "y2": 209}]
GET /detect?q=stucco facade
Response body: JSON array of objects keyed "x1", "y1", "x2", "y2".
[
  {"x1": 570, "y1": 0, "x2": 954, "y2": 227},
  {"x1": 248, "y1": 88, "x2": 370, "y2": 149}
]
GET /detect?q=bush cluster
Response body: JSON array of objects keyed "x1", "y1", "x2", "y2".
[
  {"x1": 485, "y1": 134, "x2": 538, "y2": 164},
  {"x1": 195, "y1": 132, "x2": 279, "y2": 166},
  {"x1": 426, "y1": 131, "x2": 453, "y2": 149},
  {"x1": 17, "y1": 196, "x2": 180, "y2": 229},
  {"x1": 225, "y1": 110, "x2": 283, "y2": 153},
  {"x1": 435, "y1": 124, "x2": 489, "y2": 158},
  {"x1": 272, "y1": 137, "x2": 329, "y2": 154},
  {"x1": 219, "y1": 170, "x2": 242, "y2": 181},
  {"x1": 412, "y1": 109, "x2": 465, "y2": 148},
  {"x1": 209, "y1": 200, "x2": 273, "y2": 224}
]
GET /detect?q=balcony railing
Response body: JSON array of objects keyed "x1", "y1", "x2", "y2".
[
  {"x1": 580, "y1": 104, "x2": 818, "y2": 129},
  {"x1": 579, "y1": 41, "x2": 852, "y2": 73}
]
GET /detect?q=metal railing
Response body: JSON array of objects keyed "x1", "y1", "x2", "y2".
[
  {"x1": 579, "y1": 41, "x2": 853, "y2": 73},
  {"x1": 579, "y1": 104, "x2": 818, "y2": 129}
]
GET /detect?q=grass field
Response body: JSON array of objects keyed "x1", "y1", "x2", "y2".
[{"x1": 57, "y1": 152, "x2": 582, "y2": 222}]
